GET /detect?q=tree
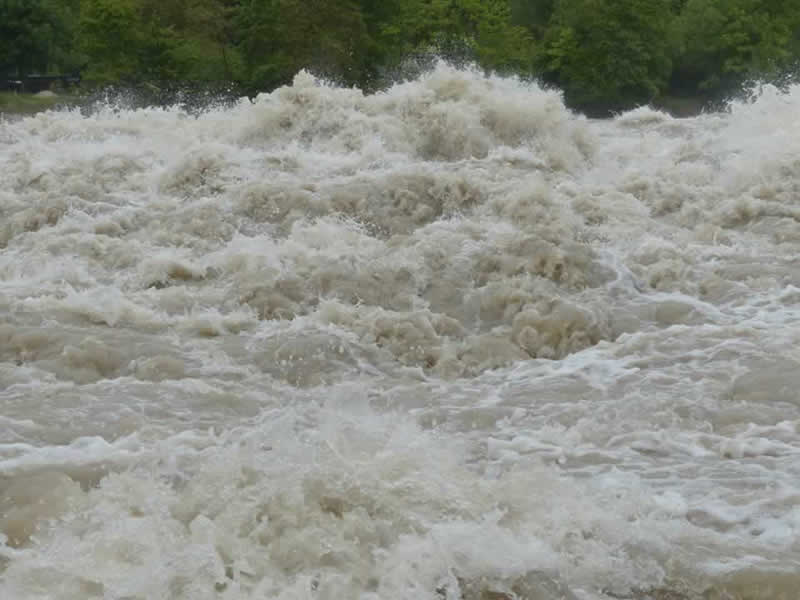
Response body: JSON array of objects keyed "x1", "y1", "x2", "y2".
[
  {"x1": 167, "y1": 0, "x2": 244, "y2": 81},
  {"x1": 671, "y1": 0, "x2": 800, "y2": 96},
  {"x1": 509, "y1": 0, "x2": 556, "y2": 38},
  {"x1": 378, "y1": 0, "x2": 533, "y2": 72},
  {"x1": 538, "y1": 0, "x2": 673, "y2": 112},
  {"x1": 464, "y1": 0, "x2": 535, "y2": 70},
  {"x1": 237, "y1": 0, "x2": 371, "y2": 91},
  {"x1": 0, "y1": 0, "x2": 79, "y2": 76},
  {"x1": 79, "y1": 0, "x2": 178, "y2": 82}
]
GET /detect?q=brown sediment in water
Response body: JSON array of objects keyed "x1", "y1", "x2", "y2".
[{"x1": 1, "y1": 66, "x2": 799, "y2": 599}]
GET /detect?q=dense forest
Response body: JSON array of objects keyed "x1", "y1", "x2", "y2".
[{"x1": 2, "y1": 0, "x2": 800, "y2": 112}]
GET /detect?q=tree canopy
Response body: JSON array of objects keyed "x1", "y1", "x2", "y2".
[
  {"x1": 1, "y1": 0, "x2": 81, "y2": 77},
  {"x1": 2, "y1": 0, "x2": 799, "y2": 113},
  {"x1": 537, "y1": 0, "x2": 673, "y2": 109}
]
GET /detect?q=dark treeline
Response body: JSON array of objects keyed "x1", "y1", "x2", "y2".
[{"x1": 2, "y1": 0, "x2": 800, "y2": 113}]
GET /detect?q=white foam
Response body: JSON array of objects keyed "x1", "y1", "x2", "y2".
[{"x1": 1, "y1": 66, "x2": 799, "y2": 599}]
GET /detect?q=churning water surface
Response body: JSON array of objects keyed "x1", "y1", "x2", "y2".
[{"x1": 1, "y1": 65, "x2": 799, "y2": 600}]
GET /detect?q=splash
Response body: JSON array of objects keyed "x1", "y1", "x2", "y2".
[{"x1": 1, "y1": 65, "x2": 800, "y2": 599}]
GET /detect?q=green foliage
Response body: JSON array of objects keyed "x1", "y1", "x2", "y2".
[
  {"x1": 2, "y1": 0, "x2": 799, "y2": 112},
  {"x1": 1, "y1": 0, "x2": 80, "y2": 76},
  {"x1": 672, "y1": 0, "x2": 800, "y2": 95},
  {"x1": 79, "y1": 0, "x2": 179, "y2": 81},
  {"x1": 539, "y1": 0, "x2": 673, "y2": 110},
  {"x1": 378, "y1": 0, "x2": 533, "y2": 71},
  {"x1": 509, "y1": 0, "x2": 555, "y2": 37},
  {"x1": 237, "y1": 0, "x2": 371, "y2": 90},
  {"x1": 164, "y1": 0, "x2": 243, "y2": 81},
  {"x1": 465, "y1": 0, "x2": 535, "y2": 70},
  {"x1": 170, "y1": 37, "x2": 244, "y2": 82}
]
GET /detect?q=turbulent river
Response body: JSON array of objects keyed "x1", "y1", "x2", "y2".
[{"x1": 1, "y1": 65, "x2": 799, "y2": 600}]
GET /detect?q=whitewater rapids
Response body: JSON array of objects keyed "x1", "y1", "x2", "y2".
[{"x1": 1, "y1": 65, "x2": 799, "y2": 599}]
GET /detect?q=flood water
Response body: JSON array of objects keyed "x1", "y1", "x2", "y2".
[{"x1": 1, "y1": 65, "x2": 799, "y2": 599}]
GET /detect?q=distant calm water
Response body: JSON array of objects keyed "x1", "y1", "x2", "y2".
[{"x1": 1, "y1": 65, "x2": 799, "y2": 599}]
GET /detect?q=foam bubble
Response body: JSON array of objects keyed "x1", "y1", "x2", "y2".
[{"x1": 2, "y1": 67, "x2": 800, "y2": 599}]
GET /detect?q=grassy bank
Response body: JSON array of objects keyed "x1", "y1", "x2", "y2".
[{"x1": 0, "y1": 92, "x2": 81, "y2": 116}]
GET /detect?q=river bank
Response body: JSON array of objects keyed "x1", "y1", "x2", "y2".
[
  {"x1": 0, "y1": 92, "x2": 82, "y2": 117},
  {"x1": 1, "y1": 87, "x2": 714, "y2": 120}
]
